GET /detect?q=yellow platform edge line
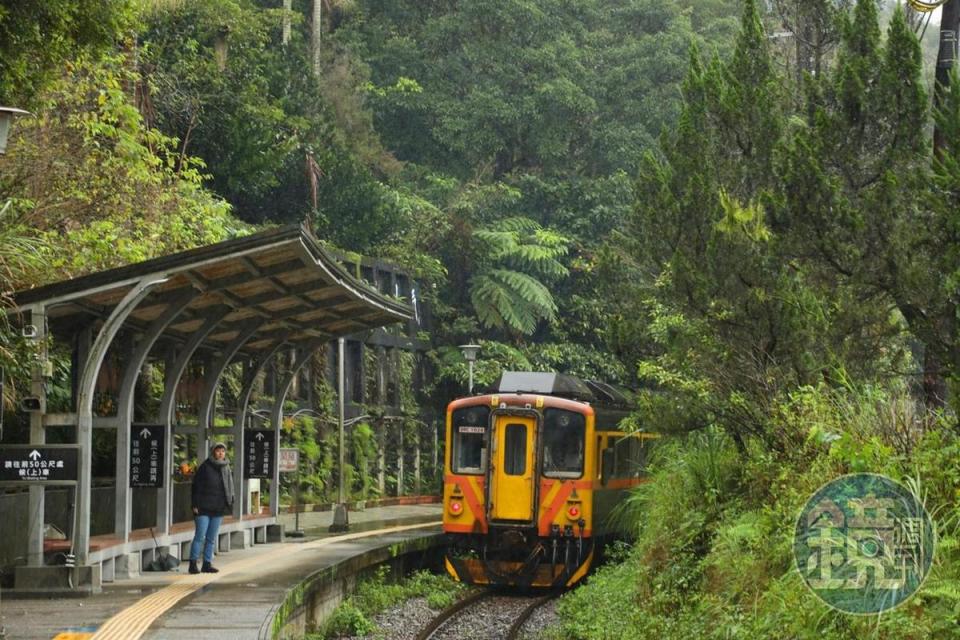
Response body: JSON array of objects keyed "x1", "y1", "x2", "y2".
[{"x1": 89, "y1": 520, "x2": 441, "y2": 640}]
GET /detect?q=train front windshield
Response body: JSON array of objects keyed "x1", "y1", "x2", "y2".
[
  {"x1": 451, "y1": 406, "x2": 490, "y2": 474},
  {"x1": 542, "y1": 409, "x2": 585, "y2": 478}
]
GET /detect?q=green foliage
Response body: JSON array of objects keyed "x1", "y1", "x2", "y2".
[
  {"x1": 556, "y1": 384, "x2": 956, "y2": 639},
  {"x1": 0, "y1": 0, "x2": 135, "y2": 106},
  {"x1": 0, "y1": 52, "x2": 246, "y2": 287},
  {"x1": 138, "y1": 0, "x2": 408, "y2": 251},
  {"x1": 467, "y1": 217, "x2": 569, "y2": 335},
  {"x1": 321, "y1": 600, "x2": 374, "y2": 638},
  {"x1": 320, "y1": 567, "x2": 466, "y2": 638},
  {"x1": 340, "y1": 0, "x2": 704, "y2": 178}
]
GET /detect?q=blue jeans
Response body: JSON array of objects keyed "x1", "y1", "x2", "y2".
[{"x1": 190, "y1": 514, "x2": 223, "y2": 563}]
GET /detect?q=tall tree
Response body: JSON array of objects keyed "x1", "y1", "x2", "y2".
[{"x1": 0, "y1": 0, "x2": 134, "y2": 106}]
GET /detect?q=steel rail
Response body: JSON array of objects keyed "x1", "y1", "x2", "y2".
[
  {"x1": 415, "y1": 590, "x2": 493, "y2": 640},
  {"x1": 505, "y1": 594, "x2": 557, "y2": 640}
]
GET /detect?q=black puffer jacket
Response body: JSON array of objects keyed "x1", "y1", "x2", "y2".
[{"x1": 191, "y1": 460, "x2": 231, "y2": 516}]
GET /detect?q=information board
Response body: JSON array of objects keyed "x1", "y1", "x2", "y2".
[
  {"x1": 0, "y1": 445, "x2": 79, "y2": 485},
  {"x1": 244, "y1": 429, "x2": 274, "y2": 479},
  {"x1": 130, "y1": 423, "x2": 165, "y2": 488},
  {"x1": 278, "y1": 448, "x2": 299, "y2": 473}
]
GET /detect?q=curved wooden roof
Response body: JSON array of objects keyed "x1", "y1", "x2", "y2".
[{"x1": 13, "y1": 223, "x2": 413, "y2": 354}]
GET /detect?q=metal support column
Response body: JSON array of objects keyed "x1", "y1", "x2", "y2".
[
  {"x1": 113, "y1": 289, "x2": 194, "y2": 541},
  {"x1": 329, "y1": 337, "x2": 349, "y2": 532},
  {"x1": 195, "y1": 320, "x2": 263, "y2": 463},
  {"x1": 26, "y1": 305, "x2": 46, "y2": 567},
  {"x1": 154, "y1": 307, "x2": 229, "y2": 534},
  {"x1": 396, "y1": 420, "x2": 404, "y2": 497},
  {"x1": 76, "y1": 277, "x2": 166, "y2": 566},
  {"x1": 232, "y1": 342, "x2": 286, "y2": 519},
  {"x1": 269, "y1": 341, "x2": 325, "y2": 517}
]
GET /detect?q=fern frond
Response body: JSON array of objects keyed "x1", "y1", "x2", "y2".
[
  {"x1": 507, "y1": 244, "x2": 569, "y2": 279},
  {"x1": 496, "y1": 216, "x2": 541, "y2": 233},
  {"x1": 473, "y1": 229, "x2": 519, "y2": 257},
  {"x1": 471, "y1": 274, "x2": 537, "y2": 334},
  {"x1": 470, "y1": 269, "x2": 557, "y2": 334},
  {"x1": 488, "y1": 269, "x2": 558, "y2": 315}
]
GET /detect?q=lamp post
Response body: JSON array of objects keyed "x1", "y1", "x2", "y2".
[
  {"x1": 0, "y1": 107, "x2": 30, "y2": 155},
  {"x1": 459, "y1": 343, "x2": 481, "y2": 395}
]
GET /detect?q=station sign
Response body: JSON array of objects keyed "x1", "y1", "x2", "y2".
[
  {"x1": 0, "y1": 445, "x2": 79, "y2": 485},
  {"x1": 278, "y1": 448, "x2": 299, "y2": 473},
  {"x1": 244, "y1": 429, "x2": 274, "y2": 479},
  {"x1": 130, "y1": 423, "x2": 165, "y2": 488}
]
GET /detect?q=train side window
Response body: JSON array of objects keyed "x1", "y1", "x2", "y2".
[
  {"x1": 504, "y1": 423, "x2": 527, "y2": 475},
  {"x1": 542, "y1": 409, "x2": 586, "y2": 478},
  {"x1": 614, "y1": 434, "x2": 643, "y2": 478},
  {"x1": 451, "y1": 406, "x2": 490, "y2": 475}
]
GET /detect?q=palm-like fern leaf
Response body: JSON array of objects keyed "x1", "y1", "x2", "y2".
[{"x1": 470, "y1": 269, "x2": 558, "y2": 334}]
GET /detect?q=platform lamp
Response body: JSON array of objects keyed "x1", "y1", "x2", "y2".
[
  {"x1": 459, "y1": 343, "x2": 481, "y2": 395},
  {"x1": 0, "y1": 107, "x2": 30, "y2": 155}
]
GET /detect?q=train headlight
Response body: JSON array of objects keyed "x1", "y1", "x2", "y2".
[
  {"x1": 448, "y1": 499, "x2": 464, "y2": 516},
  {"x1": 566, "y1": 504, "x2": 581, "y2": 519}
]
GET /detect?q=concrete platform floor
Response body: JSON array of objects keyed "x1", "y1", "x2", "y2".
[{"x1": 0, "y1": 504, "x2": 442, "y2": 640}]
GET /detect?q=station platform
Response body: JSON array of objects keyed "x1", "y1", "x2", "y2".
[{"x1": 0, "y1": 503, "x2": 443, "y2": 640}]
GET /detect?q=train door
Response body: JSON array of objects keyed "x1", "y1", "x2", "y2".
[{"x1": 488, "y1": 414, "x2": 536, "y2": 522}]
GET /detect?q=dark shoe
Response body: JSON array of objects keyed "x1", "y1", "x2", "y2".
[
  {"x1": 201, "y1": 561, "x2": 219, "y2": 574},
  {"x1": 188, "y1": 560, "x2": 200, "y2": 574}
]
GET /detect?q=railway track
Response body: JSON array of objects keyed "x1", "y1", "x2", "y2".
[{"x1": 416, "y1": 590, "x2": 557, "y2": 640}]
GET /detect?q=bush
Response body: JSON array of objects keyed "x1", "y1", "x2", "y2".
[{"x1": 552, "y1": 384, "x2": 958, "y2": 639}]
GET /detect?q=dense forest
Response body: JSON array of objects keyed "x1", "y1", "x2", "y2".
[{"x1": 1, "y1": 0, "x2": 959, "y2": 637}]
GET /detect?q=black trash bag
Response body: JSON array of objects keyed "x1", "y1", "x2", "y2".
[{"x1": 144, "y1": 528, "x2": 181, "y2": 572}]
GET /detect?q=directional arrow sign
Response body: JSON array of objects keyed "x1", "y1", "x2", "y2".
[
  {"x1": 130, "y1": 423, "x2": 165, "y2": 488},
  {"x1": 0, "y1": 445, "x2": 78, "y2": 485},
  {"x1": 244, "y1": 429, "x2": 274, "y2": 479}
]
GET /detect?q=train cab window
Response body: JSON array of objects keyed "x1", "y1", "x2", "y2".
[
  {"x1": 504, "y1": 423, "x2": 527, "y2": 475},
  {"x1": 451, "y1": 406, "x2": 490, "y2": 474},
  {"x1": 542, "y1": 409, "x2": 585, "y2": 478}
]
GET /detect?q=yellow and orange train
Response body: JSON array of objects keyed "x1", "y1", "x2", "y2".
[{"x1": 442, "y1": 372, "x2": 655, "y2": 588}]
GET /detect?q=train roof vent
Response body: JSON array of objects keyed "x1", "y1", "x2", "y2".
[
  {"x1": 583, "y1": 380, "x2": 634, "y2": 408},
  {"x1": 495, "y1": 372, "x2": 595, "y2": 401}
]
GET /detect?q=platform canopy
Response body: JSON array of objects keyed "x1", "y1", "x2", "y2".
[
  {"x1": 8, "y1": 222, "x2": 415, "y2": 574},
  {"x1": 13, "y1": 222, "x2": 413, "y2": 350}
]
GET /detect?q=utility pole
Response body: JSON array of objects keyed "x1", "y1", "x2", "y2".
[{"x1": 927, "y1": 0, "x2": 959, "y2": 408}]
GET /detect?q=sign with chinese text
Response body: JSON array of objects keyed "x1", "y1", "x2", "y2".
[
  {"x1": 278, "y1": 448, "x2": 299, "y2": 473},
  {"x1": 130, "y1": 423, "x2": 165, "y2": 488},
  {"x1": 0, "y1": 445, "x2": 79, "y2": 485},
  {"x1": 244, "y1": 429, "x2": 274, "y2": 479},
  {"x1": 794, "y1": 473, "x2": 935, "y2": 614}
]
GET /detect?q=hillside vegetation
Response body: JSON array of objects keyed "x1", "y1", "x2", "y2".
[{"x1": 0, "y1": 1, "x2": 958, "y2": 636}]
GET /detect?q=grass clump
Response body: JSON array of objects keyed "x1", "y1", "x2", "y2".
[{"x1": 318, "y1": 567, "x2": 467, "y2": 638}]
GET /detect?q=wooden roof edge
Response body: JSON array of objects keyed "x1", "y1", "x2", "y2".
[
  {"x1": 12, "y1": 225, "x2": 304, "y2": 310},
  {"x1": 11, "y1": 223, "x2": 414, "y2": 331},
  {"x1": 299, "y1": 223, "x2": 414, "y2": 322}
]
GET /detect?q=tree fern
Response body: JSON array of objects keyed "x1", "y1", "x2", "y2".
[
  {"x1": 470, "y1": 270, "x2": 558, "y2": 334},
  {"x1": 468, "y1": 216, "x2": 569, "y2": 335}
]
